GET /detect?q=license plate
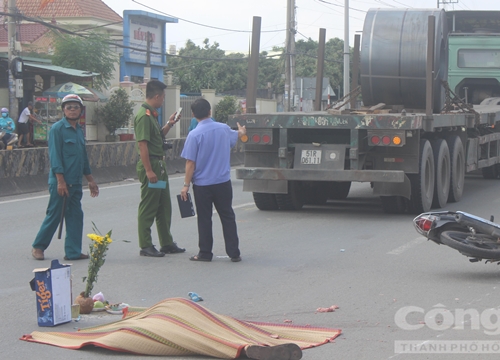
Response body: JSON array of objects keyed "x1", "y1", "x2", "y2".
[{"x1": 301, "y1": 150, "x2": 322, "y2": 164}]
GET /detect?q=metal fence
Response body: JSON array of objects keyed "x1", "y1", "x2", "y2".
[{"x1": 179, "y1": 96, "x2": 199, "y2": 137}]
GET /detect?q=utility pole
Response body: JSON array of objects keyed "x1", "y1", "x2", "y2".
[
  {"x1": 343, "y1": 0, "x2": 350, "y2": 109},
  {"x1": 144, "y1": 31, "x2": 152, "y2": 82},
  {"x1": 7, "y1": 0, "x2": 18, "y2": 120},
  {"x1": 285, "y1": 0, "x2": 296, "y2": 112}
]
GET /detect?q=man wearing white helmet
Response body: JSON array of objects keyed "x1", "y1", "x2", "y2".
[{"x1": 31, "y1": 94, "x2": 99, "y2": 261}]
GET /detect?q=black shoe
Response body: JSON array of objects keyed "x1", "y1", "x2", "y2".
[
  {"x1": 140, "y1": 246, "x2": 165, "y2": 257},
  {"x1": 231, "y1": 256, "x2": 242, "y2": 262},
  {"x1": 245, "y1": 343, "x2": 302, "y2": 360},
  {"x1": 160, "y1": 242, "x2": 186, "y2": 254}
]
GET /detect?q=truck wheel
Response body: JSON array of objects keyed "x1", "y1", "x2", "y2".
[
  {"x1": 431, "y1": 138, "x2": 450, "y2": 209},
  {"x1": 440, "y1": 230, "x2": 500, "y2": 260},
  {"x1": 380, "y1": 196, "x2": 408, "y2": 214},
  {"x1": 408, "y1": 139, "x2": 435, "y2": 213},
  {"x1": 482, "y1": 164, "x2": 500, "y2": 179},
  {"x1": 305, "y1": 181, "x2": 329, "y2": 205},
  {"x1": 252, "y1": 193, "x2": 279, "y2": 211},
  {"x1": 276, "y1": 181, "x2": 304, "y2": 210},
  {"x1": 447, "y1": 135, "x2": 465, "y2": 202},
  {"x1": 328, "y1": 182, "x2": 351, "y2": 200}
]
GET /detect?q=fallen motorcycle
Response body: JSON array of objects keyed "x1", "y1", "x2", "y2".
[{"x1": 413, "y1": 211, "x2": 500, "y2": 263}]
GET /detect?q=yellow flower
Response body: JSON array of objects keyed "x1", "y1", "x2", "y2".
[{"x1": 84, "y1": 224, "x2": 113, "y2": 298}]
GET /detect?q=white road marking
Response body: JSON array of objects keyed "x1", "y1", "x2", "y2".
[
  {"x1": 233, "y1": 202, "x2": 255, "y2": 210},
  {"x1": 387, "y1": 237, "x2": 427, "y2": 255}
]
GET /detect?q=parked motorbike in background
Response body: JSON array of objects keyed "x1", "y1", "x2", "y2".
[{"x1": 413, "y1": 211, "x2": 500, "y2": 263}]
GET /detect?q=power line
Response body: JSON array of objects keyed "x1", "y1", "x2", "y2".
[
  {"x1": 374, "y1": 0, "x2": 397, "y2": 7},
  {"x1": 315, "y1": 0, "x2": 367, "y2": 13},
  {"x1": 131, "y1": 0, "x2": 286, "y2": 33},
  {"x1": 391, "y1": 0, "x2": 413, "y2": 7}
]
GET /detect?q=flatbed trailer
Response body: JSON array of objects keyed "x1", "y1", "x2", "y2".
[
  {"x1": 227, "y1": 8, "x2": 500, "y2": 214},
  {"x1": 229, "y1": 106, "x2": 500, "y2": 213}
]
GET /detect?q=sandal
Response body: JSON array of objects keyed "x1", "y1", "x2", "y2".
[
  {"x1": 189, "y1": 255, "x2": 211, "y2": 262},
  {"x1": 188, "y1": 292, "x2": 203, "y2": 302}
]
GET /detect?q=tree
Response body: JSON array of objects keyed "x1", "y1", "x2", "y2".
[
  {"x1": 214, "y1": 96, "x2": 238, "y2": 124},
  {"x1": 167, "y1": 39, "x2": 248, "y2": 94},
  {"x1": 52, "y1": 32, "x2": 117, "y2": 91},
  {"x1": 97, "y1": 88, "x2": 134, "y2": 136},
  {"x1": 294, "y1": 38, "x2": 346, "y2": 98}
]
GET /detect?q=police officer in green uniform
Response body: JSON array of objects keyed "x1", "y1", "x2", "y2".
[{"x1": 134, "y1": 80, "x2": 185, "y2": 257}]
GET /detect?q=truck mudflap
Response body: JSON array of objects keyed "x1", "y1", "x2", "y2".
[{"x1": 236, "y1": 168, "x2": 405, "y2": 183}]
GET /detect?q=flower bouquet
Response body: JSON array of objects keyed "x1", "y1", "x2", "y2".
[{"x1": 74, "y1": 222, "x2": 112, "y2": 314}]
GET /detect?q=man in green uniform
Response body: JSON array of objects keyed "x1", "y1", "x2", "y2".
[
  {"x1": 134, "y1": 80, "x2": 185, "y2": 257},
  {"x1": 32, "y1": 94, "x2": 99, "y2": 260}
]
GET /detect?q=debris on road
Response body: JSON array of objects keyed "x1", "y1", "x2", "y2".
[{"x1": 316, "y1": 305, "x2": 339, "y2": 313}]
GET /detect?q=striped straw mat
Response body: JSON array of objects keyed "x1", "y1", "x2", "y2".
[{"x1": 21, "y1": 297, "x2": 341, "y2": 358}]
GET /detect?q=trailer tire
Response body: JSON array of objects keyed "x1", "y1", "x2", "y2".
[
  {"x1": 328, "y1": 181, "x2": 351, "y2": 200},
  {"x1": 252, "y1": 193, "x2": 279, "y2": 211},
  {"x1": 440, "y1": 230, "x2": 500, "y2": 259},
  {"x1": 276, "y1": 181, "x2": 304, "y2": 210},
  {"x1": 431, "y1": 138, "x2": 450, "y2": 209},
  {"x1": 305, "y1": 182, "x2": 329, "y2": 205},
  {"x1": 380, "y1": 196, "x2": 407, "y2": 214},
  {"x1": 447, "y1": 135, "x2": 465, "y2": 202},
  {"x1": 408, "y1": 139, "x2": 435, "y2": 214},
  {"x1": 482, "y1": 164, "x2": 500, "y2": 179}
]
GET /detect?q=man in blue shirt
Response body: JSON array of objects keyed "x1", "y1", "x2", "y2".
[
  {"x1": 31, "y1": 94, "x2": 99, "y2": 260},
  {"x1": 180, "y1": 98, "x2": 246, "y2": 262}
]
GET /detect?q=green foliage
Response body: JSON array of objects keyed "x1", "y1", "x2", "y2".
[
  {"x1": 166, "y1": 37, "x2": 346, "y2": 98},
  {"x1": 167, "y1": 39, "x2": 248, "y2": 93},
  {"x1": 294, "y1": 38, "x2": 345, "y2": 97},
  {"x1": 52, "y1": 32, "x2": 117, "y2": 91},
  {"x1": 97, "y1": 88, "x2": 135, "y2": 135},
  {"x1": 214, "y1": 96, "x2": 238, "y2": 123}
]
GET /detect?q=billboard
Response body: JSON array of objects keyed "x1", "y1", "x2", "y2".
[{"x1": 122, "y1": 10, "x2": 177, "y2": 67}]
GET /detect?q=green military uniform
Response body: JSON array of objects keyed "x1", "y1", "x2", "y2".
[{"x1": 134, "y1": 103, "x2": 174, "y2": 249}]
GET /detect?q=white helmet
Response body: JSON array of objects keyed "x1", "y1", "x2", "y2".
[{"x1": 61, "y1": 94, "x2": 83, "y2": 109}]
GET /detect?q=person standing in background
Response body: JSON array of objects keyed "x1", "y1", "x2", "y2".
[
  {"x1": 17, "y1": 101, "x2": 42, "y2": 147},
  {"x1": 187, "y1": 117, "x2": 198, "y2": 133},
  {"x1": 134, "y1": 80, "x2": 185, "y2": 257}
]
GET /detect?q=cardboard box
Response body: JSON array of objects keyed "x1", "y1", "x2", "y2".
[{"x1": 30, "y1": 259, "x2": 71, "y2": 327}]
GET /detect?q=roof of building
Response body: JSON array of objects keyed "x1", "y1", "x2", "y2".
[
  {"x1": 24, "y1": 61, "x2": 100, "y2": 77},
  {"x1": 11, "y1": 0, "x2": 122, "y2": 23},
  {"x1": 0, "y1": 23, "x2": 50, "y2": 46}
]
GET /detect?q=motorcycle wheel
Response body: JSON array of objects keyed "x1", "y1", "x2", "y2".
[{"x1": 440, "y1": 230, "x2": 500, "y2": 259}]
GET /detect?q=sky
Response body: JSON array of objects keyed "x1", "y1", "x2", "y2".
[{"x1": 102, "y1": 0, "x2": 500, "y2": 53}]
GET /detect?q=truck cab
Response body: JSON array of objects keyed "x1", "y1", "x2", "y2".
[{"x1": 447, "y1": 11, "x2": 500, "y2": 104}]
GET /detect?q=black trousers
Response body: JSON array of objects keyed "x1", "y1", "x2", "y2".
[{"x1": 192, "y1": 180, "x2": 240, "y2": 260}]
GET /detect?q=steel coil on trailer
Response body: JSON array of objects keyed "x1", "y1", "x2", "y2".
[{"x1": 360, "y1": 8, "x2": 448, "y2": 112}]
